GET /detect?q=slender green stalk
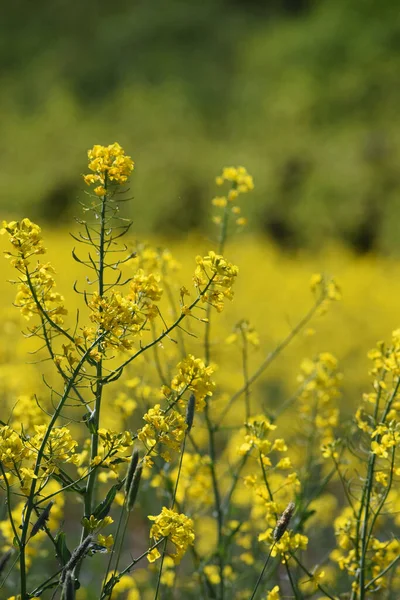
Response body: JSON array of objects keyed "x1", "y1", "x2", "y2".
[
  {"x1": 0, "y1": 463, "x2": 20, "y2": 546},
  {"x1": 284, "y1": 556, "x2": 302, "y2": 600},
  {"x1": 154, "y1": 431, "x2": 188, "y2": 600},
  {"x1": 82, "y1": 189, "x2": 107, "y2": 528},
  {"x1": 249, "y1": 544, "x2": 275, "y2": 600},
  {"x1": 240, "y1": 327, "x2": 250, "y2": 420}
]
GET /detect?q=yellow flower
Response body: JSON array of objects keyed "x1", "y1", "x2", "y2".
[
  {"x1": 84, "y1": 142, "x2": 134, "y2": 187},
  {"x1": 266, "y1": 586, "x2": 280, "y2": 600},
  {"x1": 138, "y1": 405, "x2": 186, "y2": 460},
  {"x1": 193, "y1": 251, "x2": 239, "y2": 312},
  {"x1": 171, "y1": 354, "x2": 215, "y2": 411},
  {"x1": 148, "y1": 507, "x2": 195, "y2": 563}
]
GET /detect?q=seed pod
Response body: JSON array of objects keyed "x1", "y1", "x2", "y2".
[
  {"x1": 31, "y1": 501, "x2": 54, "y2": 538},
  {"x1": 126, "y1": 464, "x2": 142, "y2": 512},
  {"x1": 61, "y1": 535, "x2": 93, "y2": 582},
  {"x1": 124, "y1": 449, "x2": 139, "y2": 496},
  {"x1": 185, "y1": 394, "x2": 196, "y2": 433},
  {"x1": 61, "y1": 570, "x2": 75, "y2": 600},
  {"x1": 273, "y1": 501, "x2": 295, "y2": 541}
]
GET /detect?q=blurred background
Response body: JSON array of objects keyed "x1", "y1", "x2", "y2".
[
  {"x1": 2, "y1": 0, "x2": 400, "y2": 252},
  {"x1": 2, "y1": 0, "x2": 400, "y2": 409}
]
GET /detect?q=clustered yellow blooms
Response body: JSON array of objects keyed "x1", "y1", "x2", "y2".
[
  {"x1": 1, "y1": 219, "x2": 67, "y2": 324},
  {"x1": 88, "y1": 270, "x2": 163, "y2": 353},
  {"x1": 83, "y1": 142, "x2": 134, "y2": 196},
  {"x1": 138, "y1": 404, "x2": 187, "y2": 463},
  {"x1": 88, "y1": 429, "x2": 134, "y2": 483},
  {"x1": 213, "y1": 165, "x2": 254, "y2": 227},
  {"x1": 0, "y1": 424, "x2": 79, "y2": 493},
  {"x1": 296, "y1": 352, "x2": 342, "y2": 457},
  {"x1": 194, "y1": 251, "x2": 239, "y2": 312},
  {"x1": 147, "y1": 507, "x2": 195, "y2": 564},
  {"x1": 170, "y1": 354, "x2": 215, "y2": 411},
  {"x1": 355, "y1": 329, "x2": 400, "y2": 459},
  {"x1": 1, "y1": 218, "x2": 45, "y2": 265},
  {"x1": 30, "y1": 425, "x2": 79, "y2": 475},
  {"x1": 7, "y1": 141, "x2": 400, "y2": 598},
  {"x1": 0, "y1": 425, "x2": 30, "y2": 468}
]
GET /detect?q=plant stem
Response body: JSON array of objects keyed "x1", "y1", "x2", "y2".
[
  {"x1": 82, "y1": 190, "x2": 107, "y2": 531},
  {"x1": 249, "y1": 544, "x2": 275, "y2": 600}
]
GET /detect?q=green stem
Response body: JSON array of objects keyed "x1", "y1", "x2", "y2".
[
  {"x1": 82, "y1": 189, "x2": 107, "y2": 533},
  {"x1": 249, "y1": 544, "x2": 275, "y2": 600},
  {"x1": 241, "y1": 328, "x2": 250, "y2": 420}
]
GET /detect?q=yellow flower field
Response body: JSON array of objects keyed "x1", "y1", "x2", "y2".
[{"x1": 0, "y1": 144, "x2": 399, "y2": 600}]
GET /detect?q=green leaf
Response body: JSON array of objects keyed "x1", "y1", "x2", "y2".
[
  {"x1": 55, "y1": 532, "x2": 71, "y2": 566},
  {"x1": 92, "y1": 482, "x2": 122, "y2": 520}
]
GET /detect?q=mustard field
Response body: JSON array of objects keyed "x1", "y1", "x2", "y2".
[{"x1": 0, "y1": 144, "x2": 399, "y2": 600}]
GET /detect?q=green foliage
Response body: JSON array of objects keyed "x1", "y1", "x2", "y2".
[{"x1": 1, "y1": 0, "x2": 400, "y2": 251}]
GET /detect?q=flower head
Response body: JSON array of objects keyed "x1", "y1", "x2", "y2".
[{"x1": 148, "y1": 507, "x2": 195, "y2": 563}]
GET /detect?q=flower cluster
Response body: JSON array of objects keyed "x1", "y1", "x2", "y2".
[
  {"x1": 194, "y1": 251, "x2": 239, "y2": 312},
  {"x1": 83, "y1": 142, "x2": 134, "y2": 196},
  {"x1": 310, "y1": 273, "x2": 342, "y2": 303},
  {"x1": 137, "y1": 405, "x2": 187, "y2": 463},
  {"x1": 216, "y1": 166, "x2": 254, "y2": 192},
  {"x1": 30, "y1": 425, "x2": 80, "y2": 475},
  {"x1": 170, "y1": 354, "x2": 215, "y2": 411},
  {"x1": 128, "y1": 269, "x2": 163, "y2": 317},
  {"x1": 148, "y1": 507, "x2": 195, "y2": 564},
  {"x1": 213, "y1": 166, "x2": 254, "y2": 228},
  {"x1": 1, "y1": 220, "x2": 67, "y2": 323},
  {"x1": 1, "y1": 219, "x2": 45, "y2": 266},
  {"x1": 93, "y1": 429, "x2": 133, "y2": 482},
  {"x1": 0, "y1": 425, "x2": 30, "y2": 468}
]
